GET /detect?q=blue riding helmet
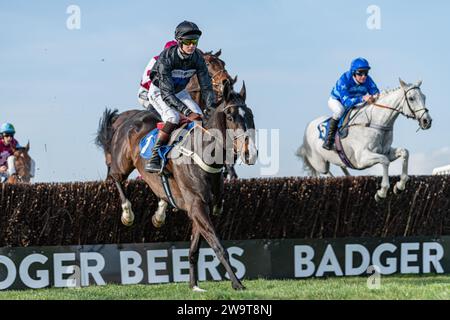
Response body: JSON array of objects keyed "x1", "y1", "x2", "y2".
[
  {"x1": 0, "y1": 123, "x2": 16, "y2": 135},
  {"x1": 350, "y1": 57, "x2": 371, "y2": 73}
]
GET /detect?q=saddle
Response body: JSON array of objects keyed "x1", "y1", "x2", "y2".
[
  {"x1": 318, "y1": 106, "x2": 360, "y2": 169},
  {"x1": 139, "y1": 119, "x2": 196, "y2": 165},
  {"x1": 318, "y1": 107, "x2": 355, "y2": 141}
]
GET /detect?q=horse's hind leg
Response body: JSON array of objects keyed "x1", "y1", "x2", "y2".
[
  {"x1": 152, "y1": 199, "x2": 168, "y2": 228},
  {"x1": 111, "y1": 175, "x2": 135, "y2": 226},
  {"x1": 388, "y1": 147, "x2": 409, "y2": 194}
]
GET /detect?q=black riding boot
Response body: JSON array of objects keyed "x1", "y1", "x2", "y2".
[
  {"x1": 322, "y1": 118, "x2": 339, "y2": 150},
  {"x1": 144, "y1": 122, "x2": 177, "y2": 173},
  {"x1": 145, "y1": 137, "x2": 166, "y2": 173}
]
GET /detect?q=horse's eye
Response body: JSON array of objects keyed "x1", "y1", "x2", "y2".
[
  {"x1": 226, "y1": 115, "x2": 233, "y2": 121},
  {"x1": 409, "y1": 97, "x2": 415, "y2": 102}
]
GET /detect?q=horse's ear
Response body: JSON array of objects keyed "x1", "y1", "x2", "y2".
[
  {"x1": 26, "y1": 141, "x2": 30, "y2": 151},
  {"x1": 239, "y1": 81, "x2": 246, "y2": 101},
  {"x1": 399, "y1": 78, "x2": 408, "y2": 89},
  {"x1": 223, "y1": 79, "x2": 232, "y2": 101},
  {"x1": 416, "y1": 79, "x2": 423, "y2": 87},
  {"x1": 232, "y1": 75, "x2": 238, "y2": 85},
  {"x1": 214, "y1": 49, "x2": 222, "y2": 57}
]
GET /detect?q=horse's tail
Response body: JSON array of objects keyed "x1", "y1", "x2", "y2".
[
  {"x1": 95, "y1": 108, "x2": 119, "y2": 154},
  {"x1": 296, "y1": 138, "x2": 319, "y2": 177}
]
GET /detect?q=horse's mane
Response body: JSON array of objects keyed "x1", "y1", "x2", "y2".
[{"x1": 378, "y1": 86, "x2": 402, "y2": 99}]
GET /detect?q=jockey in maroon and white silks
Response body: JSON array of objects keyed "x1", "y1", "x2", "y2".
[
  {"x1": 0, "y1": 124, "x2": 19, "y2": 182},
  {"x1": 138, "y1": 40, "x2": 178, "y2": 109},
  {"x1": 0, "y1": 122, "x2": 35, "y2": 182}
]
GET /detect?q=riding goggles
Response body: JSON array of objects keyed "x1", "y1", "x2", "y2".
[
  {"x1": 181, "y1": 39, "x2": 199, "y2": 46},
  {"x1": 355, "y1": 69, "x2": 369, "y2": 76}
]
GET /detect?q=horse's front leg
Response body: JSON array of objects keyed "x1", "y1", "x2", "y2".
[
  {"x1": 359, "y1": 151, "x2": 391, "y2": 202},
  {"x1": 191, "y1": 198, "x2": 245, "y2": 290},
  {"x1": 211, "y1": 172, "x2": 224, "y2": 216},
  {"x1": 388, "y1": 147, "x2": 410, "y2": 194},
  {"x1": 189, "y1": 222, "x2": 204, "y2": 292}
]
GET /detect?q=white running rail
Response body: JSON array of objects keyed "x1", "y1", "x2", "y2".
[{"x1": 432, "y1": 164, "x2": 450, "y2": 175}]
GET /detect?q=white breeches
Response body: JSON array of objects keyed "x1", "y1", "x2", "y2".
[
  {"x1": 328, "y1": 97, "x2": 345, "y2": 120},
  {"x1": 148, "y1": 83, "x2": 202, "y2": 124},
  {"x1": 328, "y1": 97, "x2": 366, "y2": 120},
  {"x1": 7, "y1": 156, "x2": 16, "y2": 176}
]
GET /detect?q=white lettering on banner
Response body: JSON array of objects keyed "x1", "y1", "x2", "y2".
[
  {"x1": 19, "y1": 254, "x2": 49, "y2": 289},
  {"x1": 294, "y1": 245, "x2": 315, "y2": 277},
  {"x1": 0, "y1": 241, "x2": 445, "y2": 290},
  {"x1": 0, "y1": 256, "x2": 16, "y2": 290},
  {"x1": 423, "y1": 242, "x2": 444, "y2": 273},
  {"x1": 401, "y1": 243, "x2": 420, "y2": 274},
  {"x1": 120, "y1": 251, "x2": 144, "y2": 285},
  {"x1": 172, "y1": 249, "x2": 190, "y2": 282},
  {"x1": 225, "y1": 247, "x2": 246, "y2": 280},
  {"x1": 80, "y1": 252, "x2": 106, "y2": 286},
  {"x1": 54, "y1": 253, "x2": 77, "y2": 288},
  {"x1": 294, "y1": 242, "x2": 445, "y2": 277},
  {"x1": 316, "y1": 245, "x2": 343, "y2": 277},
  {"x1": 345, "y1": 244, "x2": 370, "y2": 276},
  {"x1": 147, "y1": 250, "x2": 169, "y2": 284},
  {"x1": 372, "y1": 243, "x2": 397, "y2": 274},
  {"x1": 198, "y1": 248, "x2": 221, "y2": 281}
]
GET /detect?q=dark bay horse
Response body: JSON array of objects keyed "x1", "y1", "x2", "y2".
[
  {"x1": 96, "y1": 81, "x2": 257, "y2": 290},
  {"x1": 97, "y1": 50, "x2": 238, "y2": 178},
  {"x1": 6, "y1": 143, "x2": 34, "y2": 183}
]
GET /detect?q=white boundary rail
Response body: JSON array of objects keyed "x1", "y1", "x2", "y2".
[{"x1": 432, "y1": 164, "x2": 450, "y2": 175}]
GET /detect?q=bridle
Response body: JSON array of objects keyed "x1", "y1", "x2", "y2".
[
  {"x1": 190, "y1": 58, "x2": 232, "y2": 98},
  {"x1": 372, "y1": 86, "x2": 429, "y2": 121},
  {"x1": 223, "y1": 103, "x2": 251, "y2": 156},
  {"x1": 209, "y1": 69, "x2": 229, "y2": 89}
]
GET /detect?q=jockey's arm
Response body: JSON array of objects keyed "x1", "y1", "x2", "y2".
[
  {"x1": 335, "y1": 76, "x2": 364, "y2": 108},
  {"x1": 342, "y1": 91, "x2": 364, "y2": 108}
]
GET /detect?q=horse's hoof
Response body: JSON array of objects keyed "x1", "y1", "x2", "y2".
[
  {"x1": 232, "y1": 283, "x2": 246, "y2": 291},
  {"x1": 393, "y1": 184, "x2": 404, "y2": 195},
  {"x1": 192, "y1": 286, "x2": 207, "y2": 292},
  {"x1": 121, "y1": 200, "x2": 135, "y2": 226},
  {"x1": 374, "y1": 193, "x2": 384, "y2": 203},
  {"x1": 121, "y1": 216, "x2": 134, "y2": 227},
  {"x1": 151, "y1": 215, "x2": 164, "y2": 228}
]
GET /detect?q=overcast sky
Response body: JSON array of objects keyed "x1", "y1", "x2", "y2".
[{"x1": 1, "y1": 0, "x2": 449, "y2": 182}]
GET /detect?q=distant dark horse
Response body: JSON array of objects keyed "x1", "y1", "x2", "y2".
[
  {"x1": 6, "y1": 143, "x2": 34, "y2": 184},
  {"x1": 99, "y1": 50, "x2": 239, "y2": 179},
  {"x1": 96, "y1": 81, "x2": 257, "y2": 290}
]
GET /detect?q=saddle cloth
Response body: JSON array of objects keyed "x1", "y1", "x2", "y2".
[
  {"x1": 317, "y1": 107, "x2": 356, "y2": 141},
  {"x1": 139, "y1": 121, "x2": 196, "y2": 167}
]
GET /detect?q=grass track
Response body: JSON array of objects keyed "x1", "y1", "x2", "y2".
[{"x1": 1, "y1": 275, "x2": 450, "y2": 300}]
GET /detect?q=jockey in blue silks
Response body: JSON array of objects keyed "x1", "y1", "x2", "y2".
[{"x1": 323, "y1": 57, "x2": 380, "y2": 150}]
